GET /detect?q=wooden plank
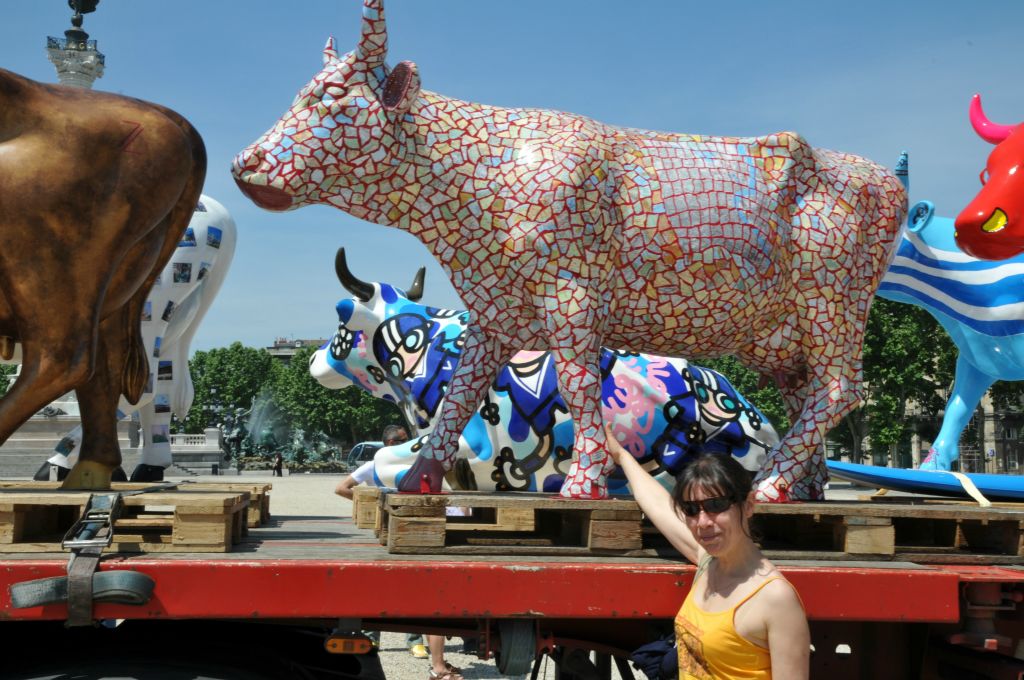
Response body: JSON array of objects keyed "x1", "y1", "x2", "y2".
[
  {"x1": 833, "y1": 517, "x2": 896, "y2": 555},
  {"x1": 588, "y1": 519, "x2": 643, "y2": 551},
  {"x1": 388, "y1": 516, "x2": 446, "y2": 549}
]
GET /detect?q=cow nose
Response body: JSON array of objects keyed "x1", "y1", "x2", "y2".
[{"x1": 234, "y1": 178, "x2": 294, "y2": 211}]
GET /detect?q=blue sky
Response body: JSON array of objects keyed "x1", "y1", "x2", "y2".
[{"x1": 4, "y1": 1, "x2": 1023, "y2": 351}]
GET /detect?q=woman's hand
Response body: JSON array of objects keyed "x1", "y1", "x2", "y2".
[{"x1": 603, "y1": 423, "x2": 630, "y2": 466}]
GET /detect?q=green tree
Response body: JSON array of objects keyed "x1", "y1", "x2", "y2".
[
  {"x1": 182, "y1": 342, "x2": 282, "y2": 433},
  {"x1": 833, "y1": 298, "x2": 956, "y2": 464},
  {"x1": 0, "y1": 365, "x2": 15, "y2": 398},
  {"x1": 270, "y1": 345, "x2": 403, "y2": 444}
]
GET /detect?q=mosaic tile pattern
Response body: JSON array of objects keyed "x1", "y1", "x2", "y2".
[
  {"x1": 44, "y1": 196, "x2": 237, "y2": 473},
  {"x1": 308, "y1": 263, "x2": 778, "y2": 493},
  {"x1": 955, "y1": 95, "x2": 1024, "y2": 261},
  {"x1": 233, "y1": 0, "x2": 907, "y2": 500}
]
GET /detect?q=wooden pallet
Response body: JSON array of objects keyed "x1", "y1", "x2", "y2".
[
  {"x1": 0, "y1": 483, "x2": 249, "y2": 553},
  {"x1": 381, "y1": 492, "x2": 643, "y2": 556},
  {"x1": 0, "y1": 481, "x2": 271, "y2": 528},
  {"x1": 379, "y1": 492, "x2": 1024, "y2": 562},
  {"x1": 352, "y1": 486, "x2": 381, "y2": 530},
  {"x1": 188, "y1": 482, "x2": 271, "y2": 528}
]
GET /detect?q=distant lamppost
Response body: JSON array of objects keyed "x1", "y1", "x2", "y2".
[
  {"x1": 46, "y1": 0, "x2": 105, "y2": 89},
  {"x1": 205, "y1": 387, "x2": 223, "y2": 429}
]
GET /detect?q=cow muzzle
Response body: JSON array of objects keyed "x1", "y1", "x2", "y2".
[
  {"x1": 955, "y1": 208, "x2": 1022, "y2": 260},
  {"x1": 234, "y1": 177, "x2": 294, "y2": 212}
]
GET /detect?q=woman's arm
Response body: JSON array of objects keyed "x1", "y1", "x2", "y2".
[
  {"x1": 604, "y1": 424, "x2": 702, "y2": 563},
  {"x1": 766, "y1": 583, "x2": 810, "y2": 679}
]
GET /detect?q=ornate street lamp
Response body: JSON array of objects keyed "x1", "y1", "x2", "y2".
[{"x1": 46, "y1": 0, "x2": 104, "y2": 89}]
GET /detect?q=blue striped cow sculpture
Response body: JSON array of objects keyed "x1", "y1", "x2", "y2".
[
  {"x1": 878, "y1": 200, "x2": 1024, "y2": 470},
  {"x1": 310, "y1": 249, "x2": 778, "y2": 493}
]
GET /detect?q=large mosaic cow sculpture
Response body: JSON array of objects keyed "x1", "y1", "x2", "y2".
[
  {"x1": 232, "y1": 0, "x2": 907, "y2": 500},
  {"x1": 879, "y1": 200, "x2": 1024, "y2": 471},
  {"x1": 309, "y1": 250, "x2": 778, "y2": 493},
  {"x1": 37, "y1": 196, "x2": 237, "y2": 482},
  {"x1": 956, "y1": 95, "x2": 1024, "y2": 260},
  {"x1": 0, "y1": 68, "x2": 205, "y2": 489}
]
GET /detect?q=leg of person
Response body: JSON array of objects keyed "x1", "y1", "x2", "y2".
[
  {"x1": 408, "y1": 632, "x2": 428, "y2": 658},
  {"x1": 427, "y1": 634, "x2": 462, "y2": 679}
]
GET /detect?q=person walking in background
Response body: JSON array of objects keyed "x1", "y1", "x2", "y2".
[
  {"x1": 272, "y1": 452, "x2": 283, "y2": 477},
  {"x1": 604, "y1": 424, "x2": 810, "y2": 679}
]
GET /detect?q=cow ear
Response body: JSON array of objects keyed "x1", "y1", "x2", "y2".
[{"x1": 382, "y1": 61, "x2": 421, "y2": 117}]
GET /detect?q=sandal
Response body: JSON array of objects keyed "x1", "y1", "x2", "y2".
[{"x1": 428, "y1": 669, "x2": 463, "y2": 680}]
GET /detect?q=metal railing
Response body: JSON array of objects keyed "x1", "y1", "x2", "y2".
[{"x1": 170, "y1": 434, "x2": 210, "y2": 447}]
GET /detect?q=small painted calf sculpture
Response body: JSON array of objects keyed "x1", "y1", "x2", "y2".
[
  {"x1": 234, "y1": 0, "x2": 906, "y2": 499},
  {"x1": 880, "y1": 200, "x2": 1024, "y2": 471},
  {"x1": 39, "y1": 195, "x2": 237, "y2": 481},
  {"x1": 309, "y1": 250, "x2": 777, "y2": 492},
  {"x1": 0, "y1": 68, "x2": 206, "y2": 489},
  {"x1": 956, "y1": 95, "x2": 1024, "y2": 260}
]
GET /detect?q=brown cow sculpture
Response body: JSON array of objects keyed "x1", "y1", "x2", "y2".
[{"x1": 0, "y1": 68, "x2": 206, "y2": 489}]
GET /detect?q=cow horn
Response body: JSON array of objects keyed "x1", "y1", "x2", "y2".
[
  {"x1": 356, "y1": 0, "x2": 388, "y2": 65},
  {"x1": 970, "y1": 94, "x2": 1017, "y2": 145},
  {"x1": 407, "y1": 266, "x2": 426, "y2": 301},
  {"x1": 323, "y1": 36, "x2": 340, "y2": 66},
  {"x1": 335, "y1": 248, "x2": 374, "y2": 302}
]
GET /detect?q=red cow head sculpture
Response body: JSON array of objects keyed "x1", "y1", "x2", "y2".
[{"x1": 955, "y1": 95, "x2": 1024, "y2": 260}]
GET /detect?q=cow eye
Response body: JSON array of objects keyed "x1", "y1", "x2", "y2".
[
  {"x1": 980, "y1": 168, "x2": 990, "y2": 186},
  {"x1": 325, "y1": 84, "x2": 348, "y2": 99}
]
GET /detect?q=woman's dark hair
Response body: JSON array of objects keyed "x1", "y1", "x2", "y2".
[{"x1": 671, "y1": 453, "x2": 753, "y2": 516}]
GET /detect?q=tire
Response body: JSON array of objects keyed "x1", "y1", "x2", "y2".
[{"x1": 496, "y1": 619, "x2": 537, "y2": 676}]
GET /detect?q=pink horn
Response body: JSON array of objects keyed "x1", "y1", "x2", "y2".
[{"x1": 969, "y1": 94, "x2": 1017, "y2": 145}]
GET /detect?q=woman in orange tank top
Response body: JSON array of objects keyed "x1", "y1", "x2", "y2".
[{"x1": 605, "y1": 425, "x2": 809, "y2": 679}]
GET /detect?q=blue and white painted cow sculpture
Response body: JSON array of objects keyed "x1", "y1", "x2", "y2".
[
  {"x1": 878, "y1": 200, "x2": 1024, "y2": 470},
  {"x1": 38, "y1": 196, "x2": 237, "y2": 481},
  {"x1": 309, "y1": 250, "x2": 778, "y2": 493}
]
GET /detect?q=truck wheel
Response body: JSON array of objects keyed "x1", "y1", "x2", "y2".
[{"x1": 496, "y1": 619, "x2": 536, "y2": 676}]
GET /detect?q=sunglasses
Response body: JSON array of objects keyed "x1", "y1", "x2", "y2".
[{"x1": 679, "y1": 496, "x2": 735, "y2": 517}]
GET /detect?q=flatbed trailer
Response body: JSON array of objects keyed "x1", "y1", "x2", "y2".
[{"x1": 1, "y1": 505, "x2": 1023, "y2": 680}]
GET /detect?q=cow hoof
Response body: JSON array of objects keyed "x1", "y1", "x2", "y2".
[
  {"x1": 558, "y1": 476, "x2": 609, "y2": 500},
  {"x1": 60, "y1": 460, "x2": 115, "y2": 490},
  {"x1": 130, "y1": 464, "x2": 166, "y2": 482},
  {"x1": 32, "y1": 462, "x2": 70, "y2": 482},
  {"x1": 397, "y1": 457, "x2": 446, "y2": 493}
]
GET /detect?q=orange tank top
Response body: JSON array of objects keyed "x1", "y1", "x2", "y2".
[{"x1": 674, "y1": 574, "x2": 786, "y2": 680}]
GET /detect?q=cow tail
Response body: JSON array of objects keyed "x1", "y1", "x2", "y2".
[{"x1": 121, "y1": 297, "x2": 150, "y2": 404}]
